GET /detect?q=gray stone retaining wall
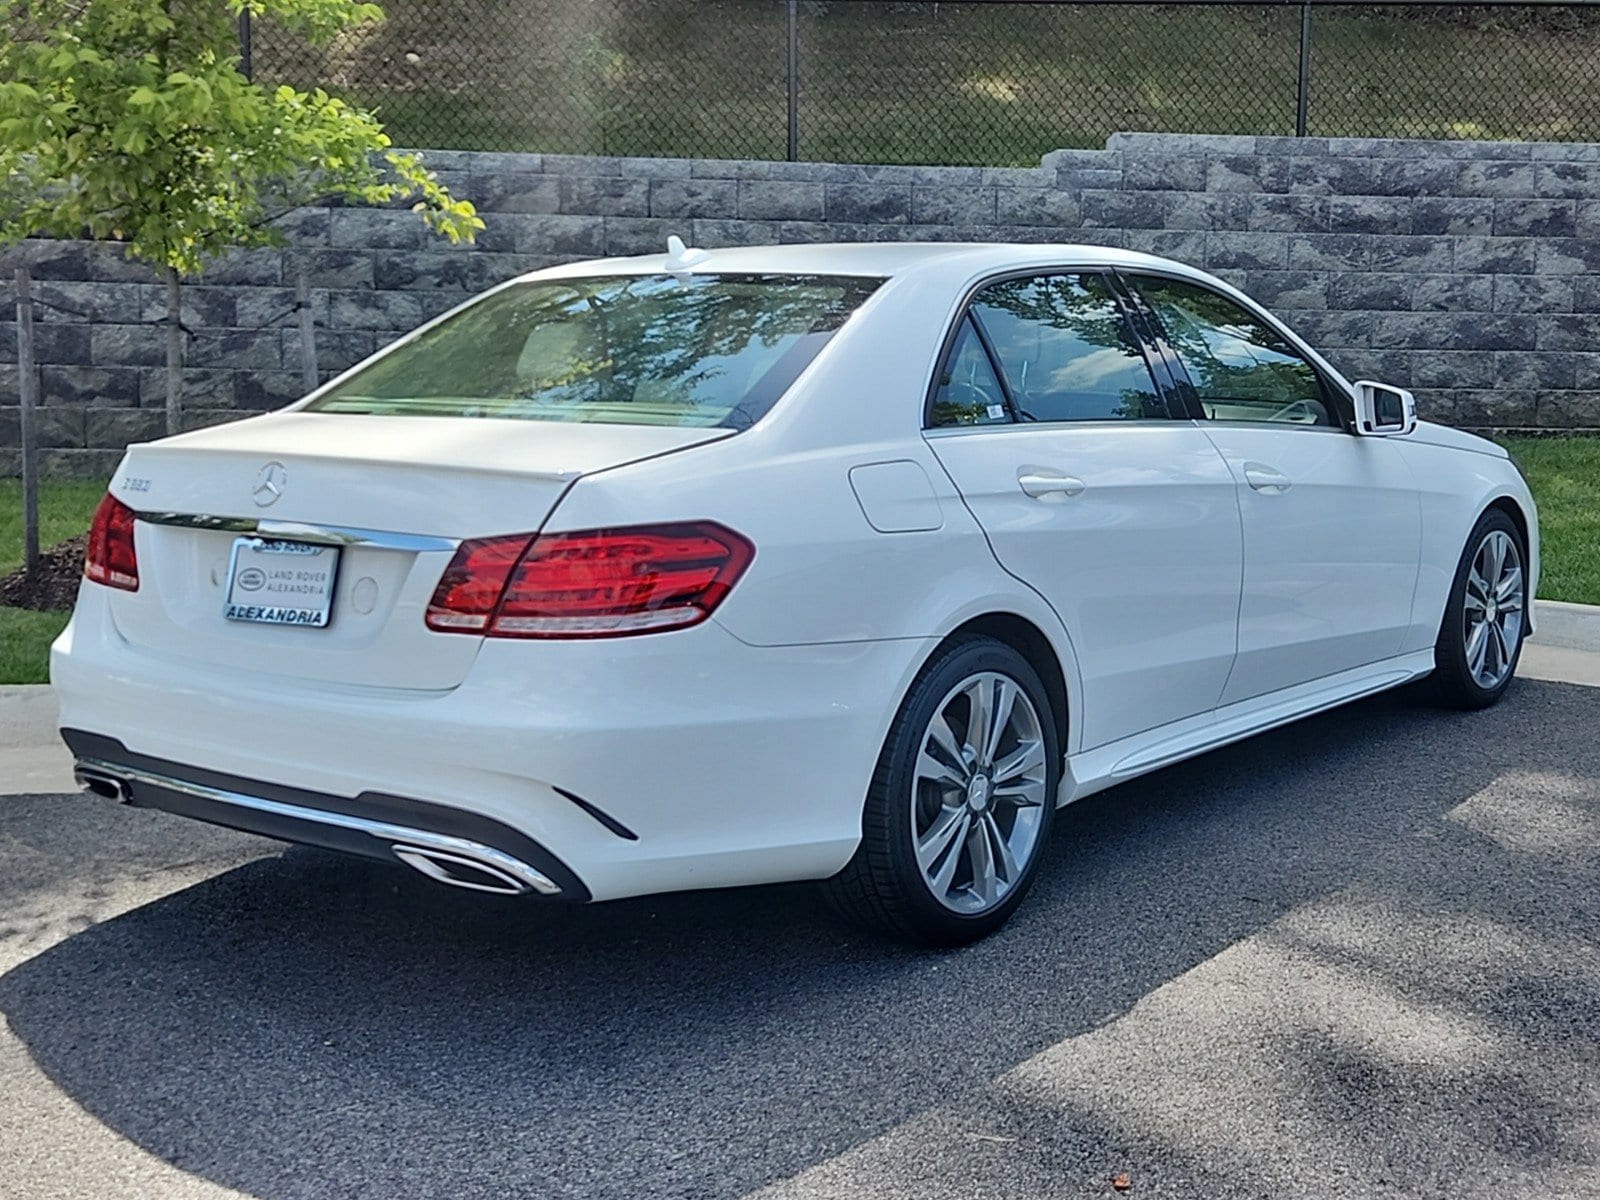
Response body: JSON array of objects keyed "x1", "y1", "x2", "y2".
[{"x1": 5, "y1": 132, "x2": 1600, "y2": 477}]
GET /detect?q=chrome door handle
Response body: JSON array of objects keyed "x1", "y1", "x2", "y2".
[
  {"x1": 1243, "y1": 462, "x2": 1292, "y2": 494},
  {"x1": 1017, "y1": 471, "x2": 1086, "y2": 500}
]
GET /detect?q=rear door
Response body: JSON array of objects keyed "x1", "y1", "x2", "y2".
[
  {"x1": 924, "y1": 271, "x2": 1243, "y2": 751},
  {"x1": 1122, "y1": 272, "x2": 1421, "y2": 705}
]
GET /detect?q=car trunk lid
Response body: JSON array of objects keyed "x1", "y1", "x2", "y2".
[{"x1": 104, "y1": 412, "x2": 731, "y2": 690}]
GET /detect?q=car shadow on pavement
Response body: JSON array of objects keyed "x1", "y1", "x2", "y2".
[{"x1": 2, "y1": 680, "x2": 1598, "y2": 1199}]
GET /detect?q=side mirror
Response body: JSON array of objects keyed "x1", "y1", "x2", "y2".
[{"x1": 1351, "y1": 380, "x2": 1416, "y2": 436}]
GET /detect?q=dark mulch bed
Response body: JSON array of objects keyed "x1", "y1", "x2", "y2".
[{"x1": 1, "y1": 535, "x2": 86, "y2": 611}]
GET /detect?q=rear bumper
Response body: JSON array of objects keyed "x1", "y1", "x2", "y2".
[
  {"x1": 65, "y1": 729, "x2": 587, "y2": 899},
  {"x1": 52, "y1": 586, "x2": 935, "y2": 902}
]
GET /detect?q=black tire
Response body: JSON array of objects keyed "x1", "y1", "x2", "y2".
[
  {"x1": 1425, "y1": 508, "x2": 1527, "y2": 710},
  {"x1": 824, "y1": 635, "x2": 1060, "y2": 947}
]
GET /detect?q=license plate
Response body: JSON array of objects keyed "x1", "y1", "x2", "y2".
[{"x1": 224, "y1": 537, "x2": 341, "y2": 628}]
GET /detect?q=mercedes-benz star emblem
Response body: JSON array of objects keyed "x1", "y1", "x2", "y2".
[{"x1": 252, "y1": 462, "x2": 287, "y2": 508}]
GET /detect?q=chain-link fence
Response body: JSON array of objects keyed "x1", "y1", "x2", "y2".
[{"x1": 245, "y1": 0, "x2": 1600, "y2": 165}]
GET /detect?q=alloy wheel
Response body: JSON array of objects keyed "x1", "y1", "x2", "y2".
[
  {"x1": 1463, "y1": 528, "x2": 1524, "y2": 690},
  {"x1": 911, "y1": 670, "x2": 1049, "y2": 915}
]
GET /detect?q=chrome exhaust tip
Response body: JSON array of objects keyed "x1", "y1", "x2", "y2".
[
  {"x1": 74, "y1": 763, "x2": 129, "y2": 802},
  {"x1": 390, "y1": 843, "x2": 552, "y2": 896}
]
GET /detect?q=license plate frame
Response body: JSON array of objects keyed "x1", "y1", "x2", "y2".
[{"x1": 224, "y1": 536, "x2": 342, "y2": 628}]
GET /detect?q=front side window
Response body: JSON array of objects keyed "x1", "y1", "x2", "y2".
[
  {"x1": 306, "y1": 273, "x2": 881, "y2": 430},
  {"x1": 1133, "y1": 276, "x2": 1337, "y2": 428},
  {"x1": 971, "y1": 273, "x2": 1167, "y2": 423}
]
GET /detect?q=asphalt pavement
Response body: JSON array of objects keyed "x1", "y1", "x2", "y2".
[{"x1": 2, "y1": 615, "x2": 1599, "y2": 1199}]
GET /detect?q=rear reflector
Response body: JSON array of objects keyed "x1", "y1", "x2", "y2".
[
  {"x1": 425, "y1": 521, "x2": 753, "y2": 639},
  {"x1": 84, "y1": 493, "x2": 140, "y2": 591}
]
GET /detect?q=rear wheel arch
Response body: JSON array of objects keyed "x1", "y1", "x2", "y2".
[{"x1": 939, "y1": 612, "x2": 1070, "y2": 756}]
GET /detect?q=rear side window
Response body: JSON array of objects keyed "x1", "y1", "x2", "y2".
[
  {"x1": 1132, "y1": 276, "x2": 1336, "y2": 427},
  {"x1": 930, "y1": 316, "x2": 1011, "y2": 427},
  {"x1": 970, "y1": 274, "x2": 1166, "y2": 423},
  {"x1": 305, "y1": 273, "x2": 881, "y2": 430}
]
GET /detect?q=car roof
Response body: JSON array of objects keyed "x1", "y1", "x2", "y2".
[{"x1": 526, "y1": 240, "x2": 1214, "y2": 284}]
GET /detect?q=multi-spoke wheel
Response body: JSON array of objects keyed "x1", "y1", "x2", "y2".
[
  {"x1": 1427, "y1": 509, "x2": 1527, "y2": 710},
  {"x1": 824, "y1": 635, "x2": 1060, "y2": 946},
  {"x1": 912, "y1": 671, "x2": 1049, "y2": 915}
]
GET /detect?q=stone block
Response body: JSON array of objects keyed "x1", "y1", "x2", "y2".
[
  {"x1": 911, "y1": 186, "x2": 996, "y2": 225},
  {"x1": 738, "y1": 181, "x2": 826, "y2": 222},
  {"x1": 1535, "y1": 163, "x2": 1600, "y2": 198},
  {"x1": 1079, "y1": 191, "x2": 1164, "y2": 229},
  {"x1": 1456, "y1": 237, "x2": 1538, "y2": 274},
  {"x1": 1205, "y1": 231, "x2": 1288, "y2": 270},
  {"x1": 1492, "y1": 199, "x2": 1576, "y2": 238},
  {"x1": 1242, "y1": 270, "x2": 1329, "y2": 310},
  {"x1": 559, "y1": 176, "x2": 650, "y2": 217},
  {"x1": 1456, "y1": 162, "x2": 1537, "y2": 197},
  {"x1": 1245, "y1": 195, "x2": 1329, "y2": 232},
  {"x1": 690, "y1": 219, "x2": 778, "y2": 247},
  {"x1": 1412, "y1": 198, "x2": 1494, "y2": 237},
  {"x1": 826, "y1": 184, "x2": 911, "y2": 224},
  {"x1": 474, "y1": 173, "x2": 561, "y2": 215},
  {"x1": 1369, "y1": 235, "x2": 1454, "y2": 273},
  {"x1": 89, "y1": 324, "x2": 163, "y2": 367},
  {"x1": 1495, "y1": 350, "x2": 1580, "y2": 389},
  {"x1": 138, "y1": 368, "x2": 235, "y2": 409},
  {"x1": 1536, "y1": 313, "x2": 1600, "y2": 350},
  {"x1": 604, "y1": 217, "x2": 678, "y2": 256},
  {"x1": 1121, "y1": 155, "x2": 1207, "y2": 191},
  {"x1": 1492, "y1": 275, "x2": 1575, "y2": 315},
  {"x1": 1328, "y1": 195, "x2": 1413, "y2": 235},
  {"x1": 1287, "y1": 234, "x2": 1368, "y2": 272},
  {"x1": 648, "y1": 179, "x2": 739, "y2": 219},
  {"x1": 1411, "y1": 275, "x2": 1493, "y2": 313},
  {"x1": 1536, "y1": 391, "x2": 1600, "y2": 428},
  {"x1": 1329, "y1": 273, "x2": 1412, "y2": 311},
  {"x1": 39, "y1": 365, "x2": 140, "y2": 407},
  {"x1": 1206, "y1": 156, "x2": 1294, "y2": 194},
  {"x1": 997, "y1": 189, "x2": 1082, "y2": 227}
]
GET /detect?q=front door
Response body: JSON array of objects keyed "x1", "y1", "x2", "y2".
[
  {"x1": 924, "y1": 272, "x2": 1243, "y2": 751},
  {"x1": 1123, "y1": 273, "x2": 1421, "y2": 705}
]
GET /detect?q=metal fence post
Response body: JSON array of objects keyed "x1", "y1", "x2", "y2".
[
  {"x1": 13, "y1": 268, "x2": 40, "y2": 571},
  {"x1": 239, "y1": 7, "x2": 253, "y2": 80},
  {"x1": 1295, "y1": 0, "x2": 1312, "y2": 137},
  {"x1": 786, "y1": 0, "x2": 800, "y2": 162}
]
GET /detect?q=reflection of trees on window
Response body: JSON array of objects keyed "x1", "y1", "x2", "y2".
[
  {"x1": 930, "y1": 317, "x2": 1010, "y2": 427},
  {"x1": 972, "y1": 274, "x2": 1164, "y2": 422},
  {"x1": 309, "y1": 274, "x2": 880, "y2": 429},
  {"x1": 1137, "y1": 278, "x2": 1332, "y2": 426}
]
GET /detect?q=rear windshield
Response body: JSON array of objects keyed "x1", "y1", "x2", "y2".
[{"x1": 304, "y1": 273, "x2": 881, "y2": 430}]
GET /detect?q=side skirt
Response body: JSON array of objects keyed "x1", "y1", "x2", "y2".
[{"x1": 1058, "y1": 648, "x2": 1437, "y2": 805}]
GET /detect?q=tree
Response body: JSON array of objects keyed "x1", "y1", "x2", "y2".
[{"x1": 0, "y1": 0, "x2": 484, "y2": 434}]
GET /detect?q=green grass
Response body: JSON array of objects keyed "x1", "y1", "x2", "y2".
[
  {"x1": 1500, "y1": 437, "x2": 1600, "y2": 607},
  {"x1": 0, "y1": 607, "x2": 72, "y2": 685},
  {"x1": 0, "y1": 480, "x2": 107, "y2": 577},
  {"x1": 1, "y1": 479, "x2": 107, "y2": 685},
  {"x1": 1, "y1": 441, "x2": 1596, "y2": 683},
  {"x1": 257, "y1": 2, "x2": 1600, "y2": 165}
]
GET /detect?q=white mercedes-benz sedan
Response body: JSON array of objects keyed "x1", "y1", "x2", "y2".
[{"x1": 54, "y1": 241, "x2": 1538, "y2": 945}]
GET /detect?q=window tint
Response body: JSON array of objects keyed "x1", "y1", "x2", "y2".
[
  {"x1": 971, "y1": 274, "x2": 1166, "y2": 422},
  {"x1": 1135, "y1": 277, "x2": 1336, "y2": 427},
  {"x1": 307, "y1": 273, "x2": 880, "y2": 430},
  {"x1": 930, "y1": 316, "x2": 1011, "y2": 427}
]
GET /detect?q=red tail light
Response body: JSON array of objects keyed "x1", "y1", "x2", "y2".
[
  {"x1": 426, "y1": 522, "x2": 754, "y2": 639},
  {"x1": 84, "y1": 493, "x2": 140, "y2": 592}
]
